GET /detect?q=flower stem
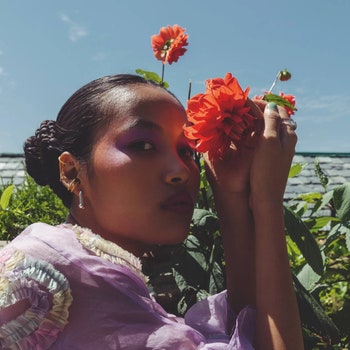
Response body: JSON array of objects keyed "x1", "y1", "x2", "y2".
[
  {"x1": 187, "y1": 80, "x2": 192, "y2": 100},
  {"x1": 267, "y1": 71, "x2": 281, "y2": 93},
  {"x1": 161, "y1": 64, "x2": 165, "y2": 85}
]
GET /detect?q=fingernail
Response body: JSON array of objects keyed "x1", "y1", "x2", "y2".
[{"x1": 266, "y1": 102, "x2": 278, "y2": 112}]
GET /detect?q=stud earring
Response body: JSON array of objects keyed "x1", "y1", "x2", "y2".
[{"x1": 79, "y1": 190, "x2": 85, "y2": 209}]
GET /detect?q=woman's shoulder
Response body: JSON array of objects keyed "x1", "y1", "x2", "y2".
[
  {"x1": 0, "y1": 225, "x2": 73, "y2": 349},
  {"x1": 7, "y1": 222, "x2": 81, "y2": 259},
  {"x1": 13, "y1": 221, "x2": 76, "y2": 244},
  {"x1": 5, "y1": 222, "x2": 147, "y2": 286}
]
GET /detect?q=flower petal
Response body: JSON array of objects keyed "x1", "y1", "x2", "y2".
[{"x1": 184, "y1": 73, "x2": 256, "y2": 160}]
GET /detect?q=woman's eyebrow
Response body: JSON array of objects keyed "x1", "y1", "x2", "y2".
[{"x1": 126, "y1": 118, "x2": 162, "y2": 131}]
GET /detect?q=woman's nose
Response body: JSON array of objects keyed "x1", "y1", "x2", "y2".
[{"x1": 164, "y1": 155, "x2": 190, "y2": 185}]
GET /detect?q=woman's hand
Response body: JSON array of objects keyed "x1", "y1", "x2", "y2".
[
  {"x1": 250, "y1": 102, "x2": 297, "y2": 207},
  {"x1": 204, "y1": 99, "x2": 264, "y2": 195}
]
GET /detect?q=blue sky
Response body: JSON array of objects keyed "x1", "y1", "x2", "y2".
[{"x1": 0, "y1": 0, "x2": 349, "y2": 153}]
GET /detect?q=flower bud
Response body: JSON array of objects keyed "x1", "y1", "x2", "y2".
[{"x1": 279, "y1": 69, "x2": 292, "y2": 81}]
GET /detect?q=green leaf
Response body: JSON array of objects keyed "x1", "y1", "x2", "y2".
[
  {"x1": 333, "y1": 183, "x2": 350, "y2": 222},
  {"x1": 192, "y1": 209, "x2": 219, "y2": 234},
  {"x1": 284, "y1": 205, "x2": 324, "y2": 275},
  {"x1": 304, "y1": 216, "x2": 337, "y2": 232},
  {"x1": 297, "y1": 262, "x2": 322, "y2": 291},
  {"x1": 293, "y1": 274, "x2": 341, "y2": 343},
  {"x1": 297, "y1": 192, "x2": 323, "y2": 203},
  {"x1": 324, "y1": 222, "x2": 343, "y2": 248},
  {"x1": 135, "y1": 68, "x2": 169, "y2": 88},
  {"x1": 346, "y1": 227, "x2": 350, "y2": 251},
  {"x1": 288, "y1": 163, "x2": 307, "y2": 178},
  {"x1": 310, "y1": 190, "x2": 333, "y2": 216},
  {"x1": 0, "y1": 185, "x2": 15, "y2": 210},
  {"x1": 208, "y1": 261, "x2": 224, "y2": 294},
  {"x1": 325, "y1": 223, "x2": 350, "y2": 251},
  {"x1": 263, "y1": 93, "x2": 297, "y2": 111},
  {"x1": 289, "y1": 201, "x2": 308, "y2": 217},
  {"x1": 184, "y1": 234, "x2": 208, "y2": 270}
]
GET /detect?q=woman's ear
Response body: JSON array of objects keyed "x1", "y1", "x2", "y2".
[{"x1": 58, "y1": 151, "x2": 82, "y2": 194}]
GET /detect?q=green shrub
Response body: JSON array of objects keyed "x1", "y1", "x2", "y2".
[
  {"x1": 0, "y1": 175, "x2": 67, "y2": 240},
  {"x1": 285, "y1": 161, "x2": 350, "y2": 349}
]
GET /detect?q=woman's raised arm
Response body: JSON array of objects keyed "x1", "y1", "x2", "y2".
[{"x1": 205, "y1": 101, "x2": 304, "y2": 349}]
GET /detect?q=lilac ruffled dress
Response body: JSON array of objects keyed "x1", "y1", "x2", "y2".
[{"x1": 0, "y1": 223, "x2": 255, "y2": 349}]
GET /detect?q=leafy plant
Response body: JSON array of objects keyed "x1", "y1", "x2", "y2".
[
  {"x1": 286, "y1": 160, "x2": 350, "y2": 349},
  {"x1": 0, "y1": 175, "x2": 68, "y2": 240}
]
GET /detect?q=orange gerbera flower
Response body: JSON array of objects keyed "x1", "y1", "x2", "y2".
[
  {"x1": 184, "y1": 73, "x2": 256, "y2": 160},
  {"x1": 151, "y1": 24, "x2": 188, "y2": 64}
]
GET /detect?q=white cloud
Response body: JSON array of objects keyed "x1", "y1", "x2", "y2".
[{"x1": 59, "y1": 13, "x2": 88, "y2": 42}]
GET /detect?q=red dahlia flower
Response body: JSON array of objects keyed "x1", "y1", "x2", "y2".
[
  {"x1": 184, "y1": 73, "x2": 256, "y2": 160},
  {"x1": 279, "y1": 92, "x2": 296, "y2": 115},
  {"x1": 151, "y1": 24, "x2": 188, "y2": 65}
]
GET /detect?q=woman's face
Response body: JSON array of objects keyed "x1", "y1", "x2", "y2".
[{"x1": 76, "y1": 84, "x2": 200, "y2": 255}]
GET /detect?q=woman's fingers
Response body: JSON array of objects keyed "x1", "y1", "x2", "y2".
[
  {"x1": 281, "y1": 117, "x2": 297, "y2": 132},
  {"x1": 263, "y1": 102, "x2": 282, "y2": 138},
  {"x1": 246, "y1": 98, "x2": 264, "y2": 119},
  {"x1": 262, "y1": 103, "x2": 298, "y2": 151},
  {"x1": 246, "y1": 98, "x2": 265, "y2": 138}
]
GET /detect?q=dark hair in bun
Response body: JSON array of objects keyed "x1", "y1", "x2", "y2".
[{"x1": 24, "y1": 74, "x2": 162, "y2": 207}]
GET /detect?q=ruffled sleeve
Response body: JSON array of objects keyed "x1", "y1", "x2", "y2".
[
  {"x1": 184, "y1": 290, "x2": 256, "y2": 349},
  {"x1": 0, "y1": 246, "x2": 73, "y2": 350}
]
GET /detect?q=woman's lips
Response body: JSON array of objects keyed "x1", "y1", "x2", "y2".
[{"x1": 161, "y1": 191, "x2": 194, "y2": 214}]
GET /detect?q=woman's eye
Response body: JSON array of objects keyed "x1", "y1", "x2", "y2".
[{"x1": 130, "y1": 141, "x2": 155, "y2": 151}]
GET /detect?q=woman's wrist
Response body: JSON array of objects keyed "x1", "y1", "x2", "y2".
[
  {"x1": 212, "y1": 187, "x2": 250, "y2": 207},
  {"x1": 250, "y1": 197, "x2": 285, "y2": 223},
  {"x1": 213, "y1": 190, "x2": 252, "y2": 226}
]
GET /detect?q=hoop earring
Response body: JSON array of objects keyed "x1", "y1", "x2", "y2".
[{"x1": 79, "y1": 190, "x2": 85, "y2": 209}]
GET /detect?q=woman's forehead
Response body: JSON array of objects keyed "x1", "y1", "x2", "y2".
[
  {"x1": 107, "y1": 84, "x2": 183, "y2": 115},
  {"x1": 104, "y1": 86, "x2": 185, "y2": 133}
]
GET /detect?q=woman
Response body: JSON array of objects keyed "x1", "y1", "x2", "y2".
[{"x1": 0, "y1": 74, "x2": 304, "y2": 349}]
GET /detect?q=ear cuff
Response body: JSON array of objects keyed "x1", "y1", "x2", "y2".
[{"x1": 58, "y1": 155, "x2": 85, "y2": 210}]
